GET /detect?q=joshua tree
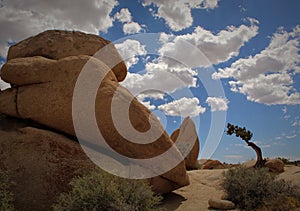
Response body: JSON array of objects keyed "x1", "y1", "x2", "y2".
[{"x1": 226, "y1": 123, "x2": 266, "y2": 168}]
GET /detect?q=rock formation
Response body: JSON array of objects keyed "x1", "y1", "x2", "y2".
[
  {"x1": 170, "y1": 117, "x2": 200, "y2": 170},
  {"x1": 201, "y1": 159, "x2": 225, "y2": 170},
  {"x1": 0, "y1": 30, "x2": 190, "y2": 209}
]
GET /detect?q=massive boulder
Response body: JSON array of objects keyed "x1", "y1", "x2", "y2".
[
  {"x1": 170, "y1": 117, "x2": 200, "y2": 170},
  {"x1": 0, "y1": 115, "x2": 187, "y2": 210},
  {"x1": 0, "y1": 30, "x2": 190, "y2": 201}
]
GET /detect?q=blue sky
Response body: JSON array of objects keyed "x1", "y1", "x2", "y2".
[{"x1": 0, "y1": 0, "x2": 299, "y2": 163}]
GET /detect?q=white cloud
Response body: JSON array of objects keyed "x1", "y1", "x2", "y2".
[
  {"x1": 142, "y1": 0, "x2": 219, "y2": 31},
  {"x1": 0, "y1": 78, "x2": 10, "y2": 91},
  {"x1": 224, "y1": 155, "x2": 243, "y2": 160},
  {"x1": 158, "y1": 97, "x2": 206, "y2": 117},
  {"x1": 275, "y1": 132, "x2": 298, "y2": 141},
  {"x1": 291, "y1": 120, "x2": 300, "y2": 127},
  {"x1": 115, "y1": 39, "x2": 147, "y2": 69},
  {"x1": 114, "y1": 8, "x2": 132, "y2": 23},
  {"x1": 121, "y1": 61, "x2": 197, "y2": 99},
  {"x1": 213, "y1": 26, "x2": 300, "y2": 105},
  {"x1": 141, "y1": 101, "x2": 156, "y2": 110},
  {"x1": 114, "y1": 8, "x2": 143, "y2": 35},
  {"x1": 206, "y1": 97, "x2": 229, "y2": 112},
  {"x1": 286, "y1": 134, "x2": 297, "y2": 139},
  {"x1": 121, "y1": 22, "x2": 257, "y2": 101},
  {"x1": 0, "y1": 77, "x2": 10, "y2": 91},
  {"x1": 282, "y1": 106, "x2": 287, "y2": 114},
  {"x1": 0, "y1": 62, "x2": 11, "y2": 90},
  {"x1": 0, "y1": 0, "x2": 118, "y2": 57},
  {"x1": 158, "y1": 22, "x2": 259, "y2": 67},
  {"x1": 123, "y1": 22, "x2": 142, "y2": 35},
  {"x1": 253, "y1": 141, "x2": 271, "y2": 148}
]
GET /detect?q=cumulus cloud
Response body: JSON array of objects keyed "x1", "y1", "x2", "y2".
[
  {"x1": 158, "y1": 97, "x2": 206, "y2": 117},
  {"x1": 114, "y1": 8, "x2": 132, "y2": 23},
  {"x1": 114, "y1": 8, "x2": 143, "y2": 35},
  {"x1": 158, "y1": 21, "x2": 259, "y2": 67},
  {"x1": 142, "y1": 0, "x2": 219, "y2": 31},
  {"x1": 121, "y1": 61, "x2": 197, "y2": 99},
  {"x1": 0, "y1": 0, "x2": 118, "y2": 57},
  {"x1": 206, "y1": 97, "x2": 229, "y2": 112},
  {"x1": 115, "y1": 39, "x2": 147, "y2": 69},
  {"x1": 213, "y1": 26, "x2": 300, "y2": 105},
  {"x1": 123, "y1": 22, "x2": 142, "y2": 34},
  {"x1": 141, "y1": 101, "x2": 156, "y2": 110},
  {"x1": 121, "y1": 22, "x2": 257, "y2": 100}
]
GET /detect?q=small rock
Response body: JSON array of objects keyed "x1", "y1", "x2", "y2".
[{"x1": 208, "y1": 198, "x2": 235, "y2": 210}]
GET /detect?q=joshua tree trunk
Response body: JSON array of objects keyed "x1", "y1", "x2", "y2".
[
  {"x1": 226, "y1": 123, "x2": 266, "y2": 168},
  {"x1": 246, "y1": 141, "x2": 265, "y2": 168}
]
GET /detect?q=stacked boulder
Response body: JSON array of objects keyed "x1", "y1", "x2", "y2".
[{"x1": 0, "y1": 30, "x2": 191, "y2": 210}]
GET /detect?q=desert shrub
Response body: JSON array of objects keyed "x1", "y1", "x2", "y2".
[
  {"x1": 52, "y1": 169, "x2": 162, "y2": 211},
  {"x1": 0, "y1": 170, "x2": 15, "y2": 211},
  {"x1": 277, "y1": 157, "x2": 290, "y2": 164},
  {"x1": 221, "y1": 166, "x2": 300, "y2": 210}
]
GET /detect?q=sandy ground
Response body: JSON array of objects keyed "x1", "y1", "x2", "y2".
[
  {"x1": 160, "y1": 169, "x2": 226, "y2": 210},
  {"x1": 160, "y1": 165, "x2": 300, "y2": 211}
]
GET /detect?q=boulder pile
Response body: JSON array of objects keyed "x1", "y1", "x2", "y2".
[{"x1": 0, "y1": 30, "x2": 198, "y2": 210}]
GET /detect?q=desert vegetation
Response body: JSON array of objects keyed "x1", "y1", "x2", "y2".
[
  {"x1": 0, "y1": 170, "x2": 15, "y2": 211},
  {"x1": 52, "y1": 169, "x2": 163, "y2": 211},
  {"x1": 221, "y1": 166, "x2": 300, "y2": 210},
  {"x1": 277, "y1": 157, "x2": 300, "y2": 166}
]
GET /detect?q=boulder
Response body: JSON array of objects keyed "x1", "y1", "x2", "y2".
[
  {"x1": 208, "y1": 198, "x2": 236, "y2": 210},
  {"x1": 201, "y1": 159, "x2": 225, "y2": 170},
  {"x1": 1, "y1": 55, "x2": 117, "y2": 135},
  {"x1": 0, "y1": 115, "x2": 188, "y2": 210},
  {"x1": 170, "y1": 117, "x2": 200, "y2": 170},
  {"x1": 0, "y1": 124, "x2": 96, "y2": 211},
  {"x1": 7, "y1": 30, "x2": 127, "y2": 81},
  {"x1": 265, "y1": 158, "x2": 285, "y2": 173}
]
